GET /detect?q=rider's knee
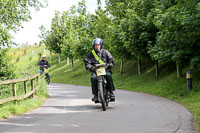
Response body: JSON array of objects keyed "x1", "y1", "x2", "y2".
[
  {"x1": 105, "y1": 73, "x2": 112, "y2": 79},
  {"x1": 91, "y1": 76, "x2": 97, "y2": 81},
  {"x1": 91, "y1": 73, "x2": 97, "y2": 78},
  {"x1": 40, "y1": 70, "x2": 43, "y2": 74}
]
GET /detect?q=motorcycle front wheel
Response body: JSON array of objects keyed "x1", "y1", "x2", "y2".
[
  {"x1": 46, "y1": 77, "x2": 50, "y2": 84},
  {"x1": 45, "y1": 73, "x2": 50, "y2": 84},
  {"x1": 98, "y1": 82, "x2": 106, "y2": 111}
]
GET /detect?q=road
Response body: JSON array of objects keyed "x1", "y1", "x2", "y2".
[{"x1": 0, "y1": 83, "x2": 195, "y2": 133}]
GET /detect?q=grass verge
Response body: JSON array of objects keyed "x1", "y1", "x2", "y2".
[{"x1": 0, "y1": 77, "x2": 48, "y2": 119}]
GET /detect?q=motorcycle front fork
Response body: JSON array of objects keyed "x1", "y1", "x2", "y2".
[{"x1": 98, "y1": 78, "x2": 110, "y2": 101}]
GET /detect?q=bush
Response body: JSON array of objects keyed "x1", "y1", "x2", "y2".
[{"x1": 0, "y1": 50, "x2": 16, "y2": 79}]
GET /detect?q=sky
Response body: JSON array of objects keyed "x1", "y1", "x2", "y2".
[{"x1": 13, "y1": 0, "x2": 104, "y2": 45}]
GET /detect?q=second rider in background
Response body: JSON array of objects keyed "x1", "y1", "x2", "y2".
[{"x1": 38, "y1": 55, "x2": 50, "y2": 74}]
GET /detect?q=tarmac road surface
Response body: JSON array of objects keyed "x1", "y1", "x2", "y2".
[{"x1": 0, "y1": 83, "x2": 195, "y2": 133}]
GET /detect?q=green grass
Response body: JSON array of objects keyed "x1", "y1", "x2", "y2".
[
  {"x1": 0, "y1": 45, "x2": 49, "y2": 119},
  {"x1": 49, "y1": 57, "x2": 200, "y2": 132},
  {"x1": 50, "y1": 57, "x2": 90, "y2": 85}
]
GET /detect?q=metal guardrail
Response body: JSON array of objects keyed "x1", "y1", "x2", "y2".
[{"x1": 0, "y1": 73, "x2": 40, "y2": 105}]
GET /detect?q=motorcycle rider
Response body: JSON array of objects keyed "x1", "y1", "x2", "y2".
[
  {"x1": 38, "y1": 55, "x2": 50, "y2": 75},
  {"x1": 84, "y1": 38, "x2": 115, "y2": 102}
]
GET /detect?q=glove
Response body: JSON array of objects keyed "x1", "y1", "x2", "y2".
[
  {"x1": 109, "y1": 64, "x2": 114, "y2": 68},
  {"x1": 107, "y1": 63, "x2": 113, "y2": 69},
  {"x1": 89, "y1": 67, "x2": 96, "y2": 73},
  {"x1": 89, "y1": 68, "x2": 94, "y2": 72}
]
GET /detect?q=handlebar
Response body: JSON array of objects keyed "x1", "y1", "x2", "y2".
[
  {"x1": 95, "y1": 63, "x2": 106, "y2": 68},
  {"x1": 40, "y1": 65, "x2": 48, "y2": 68}
]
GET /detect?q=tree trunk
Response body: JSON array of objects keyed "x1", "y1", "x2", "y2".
[
  {"x1": 137, "y1": 58, "x2": 141, "y2": 75},
  {"x1": 67, "y1": 57, "x2": 70, "y2": 65},
  {"x1": 71, "y1": 56, "x2": 74, "y2": 72},
  {"x1": 120, "y1": 57, "x2": 123, "y2": 75},
  {"x1": 50, "y1": 51, "x2": 52, "y2": 62},
  {"x1": 58, "y1": 53, "x2": 61, "y2": 64},
  {"x1": 155, "y1": 61, "x2": 159, "y2": 78},
  {"x1": 85, "y1": 67, "x2": 87, "y2": 74},
  {"x1": 176, "y1": 63, "x2": 182, "y2": 78}
]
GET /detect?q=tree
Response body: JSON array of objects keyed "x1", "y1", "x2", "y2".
[
  {"x1": 150, "y1": 0, "x2": 200, "y2": 77},
  {"x1": 105, "y1": 0, "x2": 133, "y2": 74},
  {"x1": 0, "y1": 0, "x2": 46, "y2": 79},
  {"x1": 106, "y1": 0, "x2": 157, "y2": 75},
  {"x1": 73, "y1": 0, "x2": 93, "y2": 60},
  {"x1": 0, "y1": 0, "x2": 46, "y2": 47},
  {"x1": 40, "y1": 11, "x2": 65, "y2": 64}
]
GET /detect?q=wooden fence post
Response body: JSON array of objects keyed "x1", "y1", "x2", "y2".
[
  {"x1": 35, "y1": 77, "x2": 38, "y2": 95},
  {"x1": 12, "y1": 83, "x2": 17, "y2": 104},
  {"x1": 36, "y1": 76, "x2": 39, "y2": 83},
  {"x1": 31, "y1": 79, "x2": 34, "y2": 98},
  {"x1": 24, "y1": 81, "x2": 28, "y2": 94},
  {"x1": 36, "y1": 76, "x2": 39, "y2": 95}
]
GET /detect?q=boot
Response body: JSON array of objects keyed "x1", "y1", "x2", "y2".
[
  {"x1": 92, "y1": 95, "x2": 99, "y2": 102},
  {"x1": 110, "y1": 92, "x2": 115, "y2": 102}
]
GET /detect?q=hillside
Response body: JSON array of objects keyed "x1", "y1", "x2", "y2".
[{"x1": 7, "y1": 45, "x2": 50, "y2": 78}]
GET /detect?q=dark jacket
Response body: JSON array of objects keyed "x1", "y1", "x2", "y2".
[
  {"x1": 38, "y1": 60, "x2": 50, "y2": 70},
  {"x1": 84, "y1": 49, "x2": 115, "y2": 71}
]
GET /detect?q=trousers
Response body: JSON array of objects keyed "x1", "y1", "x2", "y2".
[{"x1": 91, "y1": 71, "x2": 115, "y2": 96}]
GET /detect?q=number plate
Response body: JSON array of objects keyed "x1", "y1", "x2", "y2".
[{"x1": 96, "y1": 68, "x2": 106, "y2": 76}]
